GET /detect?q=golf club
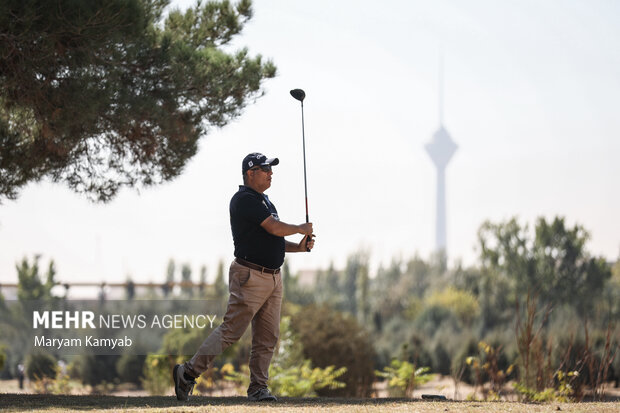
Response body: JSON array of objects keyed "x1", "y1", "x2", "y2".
[{"x1": 290, "y1": 88, "x2": 311, "y2": 252}]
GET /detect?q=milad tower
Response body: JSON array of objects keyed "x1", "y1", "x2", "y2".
[{"x1": 425, "y1": 57, "x2": 457, "y2": 256}]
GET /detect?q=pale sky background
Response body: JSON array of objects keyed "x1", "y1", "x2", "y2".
[{"x1": 1, "y1": 0, "x2": 619, "y2": 287}]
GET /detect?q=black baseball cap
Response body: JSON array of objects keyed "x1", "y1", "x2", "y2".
[{"x1": 242, "y1": 152, "x2": 279, "y2": 174}]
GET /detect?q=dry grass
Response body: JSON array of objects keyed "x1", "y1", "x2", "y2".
[{"x1": 1, "y1": 394, "x2": 620, "y2": 413}]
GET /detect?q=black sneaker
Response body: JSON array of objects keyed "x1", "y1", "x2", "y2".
[
  {"x1": 248, "y1": 387, "x2": 277, "y2": 401},
  {"x1": 173, "y1": 364, "x2": 196, "y2": 401}
]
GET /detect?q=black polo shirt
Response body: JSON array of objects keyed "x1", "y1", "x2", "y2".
[{"x1": 229, "y1": 185, "x2": 285, "y2": 269}]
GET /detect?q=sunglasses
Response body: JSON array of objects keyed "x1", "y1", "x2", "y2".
[{"x1": 250, "y1": 165, "x2": 272, "y2": 172}]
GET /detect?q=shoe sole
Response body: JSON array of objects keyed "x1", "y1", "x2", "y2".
[{"x1": 248, "y1": 393, "x2": 277, "y2": 402}]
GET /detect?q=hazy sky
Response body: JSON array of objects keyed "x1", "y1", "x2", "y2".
[{"x1": 1, "y1": 0, "x2": 619, "y2": 286}]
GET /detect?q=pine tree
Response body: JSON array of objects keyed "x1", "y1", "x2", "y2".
[
  {"x1": 16, "y1": 256, "x2": 57, "y2": 302},
  {"x1": 0, "y1": 0, "x2": 276, "y2": 202},
  {"x1": 214, "y1": 259, "x2": 227, "y2": 298},
  {"x1": 181, "y1": 263, "x2": 193, "y2": 297},
  {"x1": 199, "y1": 265, "x2": 207, "y2": 296},
  {"x1": 163, "y1": 258, "x2": 175, "y2": 297}
]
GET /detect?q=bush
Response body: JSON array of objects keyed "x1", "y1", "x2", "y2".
[
  {"x1": 400, "y1": 337, "x2": 434, "y2": 371},
  {"x1": 376, "y1": 359, "x2": 434, "y2": 397},
  {"x1": 26, "y1": 352, "x2": 57, "y2": 380},
  {"x1": 414, "y1": 305, "x2": 459, "y2": 337},
  {"x1": 142, "y1": 354, "x2": 175, "y2": 395},
  {"x1": 225, "y1": 360, "x2": 347, "y2": 397},
  {"x1": 425, "y1": 287, "x2": 480, "y2": 326},
  {"x1": 79, "y1": 355, "x2": 119, "y2": 386},
  {"x1": 224, "y1": 316, "x2": 347, "y2": 397},
  {"x1": 291, "y1": 304, "x2": 375, "y2": 397},
  {"x1": 162, "y1": 326, "x2": 206, "y2": 357},
  {"x1": 431, "y1": 341, "x2": 451, "y2": 375},
  {"x1": 116, "y1": 354, "x2": 146, "y2": 385},
  {"x1": 0, "y1": 346, "x2": 5, "y2": 371},
  {"x1": 451, "y1": 337, "x2": 479, "y2": 385}
]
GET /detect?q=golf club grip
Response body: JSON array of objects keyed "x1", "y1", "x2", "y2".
[{"x1": 305, "y1": 199, "x2": 311, "y2": 252}]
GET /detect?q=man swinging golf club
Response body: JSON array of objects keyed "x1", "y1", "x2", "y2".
[{"x1": 173, "y1": 151, "x2": 315, "y2": 402}]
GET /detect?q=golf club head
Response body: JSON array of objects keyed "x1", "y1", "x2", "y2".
[{"x1": 290, "y1": 88, "x2": 305, "y2": 102}]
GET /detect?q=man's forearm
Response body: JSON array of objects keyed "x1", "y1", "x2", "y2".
[
  {"x1": 270, "y1": 221, "x2": 301, "y2": 237},
  {"x1": 285, "y1": 240, "x2": 303, "y2": 253},
  {"x1": 261, "y1": 217, "x2": 302, "y2": 237},
  {"x1": 261, "y1": 216, "x2": 312, "y2": 239}
]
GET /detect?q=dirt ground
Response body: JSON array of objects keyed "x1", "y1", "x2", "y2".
[
  {"x1": 1, "y1": 393, "x2": 620, "y2": 413},
  {"x1": 2, "y1": 376, "x2": 619, "y2": 401}
]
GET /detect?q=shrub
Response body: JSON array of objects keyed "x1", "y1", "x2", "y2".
[
  {"x1": 375, "y1": 359, "x2": 434, "y2": 397},
  {"x1": 270, "y1": 361, "x2": 346, "y2": 397},
  {"x1": 451, "y1": 337, "x2": 479, "y2": 385},
  {"x1": 291, "y1": 304, "x2": 375, "y2": 397},
  {"x1": 116, "y1": 354, "x2": 146, "y2": 385},
  {"x1": 414, "y1": 305, "x2": 459, "y2": 337},
  {"x1": 400, "y1": 337, "x2": 434, "y2": 372},
  {"x1": 224, "y1": 316, "x2": 347, "y2": 397},
  {"x1": 79, "y1": 355, "x2": 119, "y2": 386},
  {"x1": 0, "y1": 346, "x2": 5, "y2": 371},
  {"x1": 143, "y1": 354, "x2": 176, "y2": 395},
  {"x1": 194, "y1": 363, "x2": 236, "y2": 395},
  {"x1": 431, "y1": 341, "x2": 451, "y2": 375},
  {"x1": 425, "y1": 287, "x2": 480, "y2": 326},
  {"x1": 225, "y1": 361, "x2": 347, "y2": 397},
  {"x1": 31, "y1": 364, "x2": 73, "y2": 395},
  {"x1": 26, "y1": 351, "x2": 56, "y2": 380}
]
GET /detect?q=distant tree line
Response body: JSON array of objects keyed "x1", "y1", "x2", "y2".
[{"x1": 1, "y1": 215, "x2": 618, "y2": 399}]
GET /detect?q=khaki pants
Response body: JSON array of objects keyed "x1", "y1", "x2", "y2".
[{"x1": 184, "y1": 260, "x2": 283, "y2": 394}]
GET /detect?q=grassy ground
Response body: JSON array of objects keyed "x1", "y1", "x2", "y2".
[{"x1": 1, "y1": 394, "x2": 620, "y2": 413}]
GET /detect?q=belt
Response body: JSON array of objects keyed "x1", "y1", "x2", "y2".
[{"x1": 235, "y1": 258, "x2": 280, "y2": 274}]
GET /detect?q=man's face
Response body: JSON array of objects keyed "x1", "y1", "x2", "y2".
[{"x1": 247, "y1": 165, "x2": 273, "y2": 192}]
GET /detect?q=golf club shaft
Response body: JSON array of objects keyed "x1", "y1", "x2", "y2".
[
  {"x1": 301, "y1": 100, "x2": 309, "y2": 223},
  {"x1": 300, "y1": 101, "x2": 311, "y2": 252}
]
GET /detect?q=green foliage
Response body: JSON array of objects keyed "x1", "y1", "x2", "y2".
[
  {"x1": 78, "y1": 355, "x2": 119, "y2": 386},
  {"x1": 451, "y1": 337, "x2": 480, "y2": 385},
  {"x1": 478, "y1": 216, "x2": 611, "y2": 314},
  {"x1": 464, "y1": 341, "x2": 515, "y2": 399},
  {"x1": 513, "y1": 370, "x2": 578, "y2": 402},
  {"x1": 181, "y1": 263, "x2": 193, "y2": 298},
  {"x1": 0, "y1": 0, "x2": 276, "y2": 202},
  {"x1": 425, "y1": 287, "x2": 480, "y2": 326},
  {"x1": 224, "y1": 317, "x2": 347, "y2": 397},
  {"x1": 269, "y1": 361, "x2": 347, "y2": 397},
  {"x1": 116, "y1": 354, "x2": 146, "y2": 385},
  {"x1": 413, "y1": 304, "x2": 459, "y2": 338},
  {"x1": 431, "y1": 341, "x2": 452, "y2": 376},
  {"x1": 515, "y1": 293, "x2": 554, "y2": 392},
  {"x1": 30, "y1": 364, "x2": 74, "y2": 395},
  {"x1": 214, "y1": 260, "x2": 227, "y2": 298},
  {"x1": 199, "y1": 265, "x2": 207, "y2": 296},
  {"x1": 225, "y1": 361, "x2": 347, "y2": 397},
  {"x1": 291, "y1": 304, "x2": 375, "y2": 397},
  {"x1": 375, "y1": 359, "x2": 434, "y2": 397},
  {"x1": 161, "y1": 325, "x2": 208, "y2": 357},
  {"x1": 281, "y1": 261, "x2": 317, "y2": 306},
  {"x1": 16, "y1": 256, "x2": 58, "y2": 302},
  {"x1": 0, "y1": 345, "x2": 5, "y2": 371},
  {"x1": 342, "y1": 251, "x2": 367, "y2": 316},
  {"x1": 193, "y1": 362, "x2": 235, "y2": 395},
  {"x1": 26, "y1": 352, "x2": 57, "y2": 380},
  {"x1": 142, "y1": 354, "x2": 175, "y2": 395},
  {"x1": 163, "y1": 258, "x2": 175, "y2": 297},
  {"x1": 125, "y1": 277, "x2": 136, "y2": 300}
]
